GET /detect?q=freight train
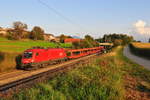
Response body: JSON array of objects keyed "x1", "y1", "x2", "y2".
[{"x1": 21, "y1": 46, "x2": 104, "y2": 70}]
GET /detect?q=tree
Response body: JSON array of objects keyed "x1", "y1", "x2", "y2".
[
  {"x1": 29, "y1": 26, "x2": 44, "y2": 40},
  {"x1": 96, "y1": 33, "x2": 134, "y2": 46},
  {"x1": 72, "y1": 35, "x2": 99, "y2": 49},
  {"x1": 72, "y1": 41, "x2": 80, "y2": 49},
  {"x1": 7, "y1": 31, "x2": 16, "y2": 40},
  {"x1": 10, "y1": 21, "x2": 28, "y2": 40},
  {"x1": 85, "y1": 35, "x2": 94, "y2": 41},
  {"x1": 95, "y1": 37, "x2": 103, "y2": 43},
  {"x1": 84, "y1": 35, "x2": 99, "y2": 47},
  {"x1": 114, "y1": 39, "x2": 123, "y2": 46},
  {"x1": 13, "y1": 21, "x2": 27, "y2": 31},
  {"x1": 149, "y1": 38, "x2": 150, "y2": 43},
  {"x1": 59, "y1": 34, "x2": 67, "y2": 43}
]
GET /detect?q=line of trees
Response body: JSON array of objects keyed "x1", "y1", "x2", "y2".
[
  {"x1": 6, "y1": 21, "x2": 44, "y2": 40},
  {"x1": 72, "y1": 33, "x2": 133, "y2": 49},
  {"x1": 96, "y1": 33, "x2": 134, "y2": 46}
]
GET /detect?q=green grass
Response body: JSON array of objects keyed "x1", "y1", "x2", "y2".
[
  {"x1": 0, "y1": 37, "x2": 10, "y2": 41},
  {"x1": 2, "y1": 46, "x2": 150, "y2": 100},
  {"x1": 0, "y1": 37, "x2": 72, "y2": 53},
  {"x1": 12, "y1": 84, "x2": 67, "y2": 100}
]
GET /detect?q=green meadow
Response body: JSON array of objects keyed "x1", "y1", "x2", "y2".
[{"x1": 0, "y1": 37, "x2": 72, "y2": 53}]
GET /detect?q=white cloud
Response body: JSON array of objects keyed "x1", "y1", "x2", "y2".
[{"x1": 133, "y1": 20, "x2": 150, "y2": 34}]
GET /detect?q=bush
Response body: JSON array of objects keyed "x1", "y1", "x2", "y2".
[
  {"x1": 0, "y1": 52, "x2": 19, "y2": 72},
  {"x1": 6, "y1": 31, "x2": 19, "y2": 40}
]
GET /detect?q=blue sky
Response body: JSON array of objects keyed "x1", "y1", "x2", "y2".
[{"x1": 0, "y1": 0, "x2": 150, "y2": 41}]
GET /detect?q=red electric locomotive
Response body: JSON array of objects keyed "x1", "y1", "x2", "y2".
[
  {"x1": 21, "y1": 46, "x2": 104, "y2": 70},
  {"x1": 21, "y1": 48, "x2": 67, "y2": 69}
]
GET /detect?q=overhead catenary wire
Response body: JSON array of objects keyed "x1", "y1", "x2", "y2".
[{"x1": 36, "y1": 0, "x2": 88, "y2": 37}]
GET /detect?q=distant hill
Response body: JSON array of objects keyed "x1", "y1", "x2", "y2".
[{"x1": 71, "y1": 35, "x2": 81, "y2": 39}]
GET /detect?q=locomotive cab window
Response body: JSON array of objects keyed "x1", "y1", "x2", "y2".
[
  {"x1": 66, "y1": 52, "x2": 71, "y2": 56},
  {"x1": 23, "y1": 52, "x2": 32, "y2": 58}
]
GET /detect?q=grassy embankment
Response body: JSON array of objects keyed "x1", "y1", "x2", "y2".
[
  {"x1": 0, "y1": 37, "x2": 72, "y2": 72},
  {"x1": 129, "y1": 42, "x2": 150, "y2": 59},
  {"x1": 5, "y1": 46, "x2": 150, "y2": 100}
]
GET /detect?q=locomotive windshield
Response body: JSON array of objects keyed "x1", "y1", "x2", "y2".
[{"x1": 23, "y1": 52, "x2": 32, "y2": 58}]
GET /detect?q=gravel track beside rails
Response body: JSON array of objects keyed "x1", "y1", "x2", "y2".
[
  {"x1": 0, "y1": 71, "x2": 27, "y2": 81},
  {"x1": 0, "y1": 70, "x2": 21, "y2": 76},
  {"x1": 0, "y1": 53, "x2": 98, "y2": 97}
]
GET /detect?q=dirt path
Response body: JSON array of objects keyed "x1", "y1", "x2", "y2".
[{"x1": 123, "y1": 46, "x2": 150, "y2": 70}]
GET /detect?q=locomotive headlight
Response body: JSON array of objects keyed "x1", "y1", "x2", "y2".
[{"x1": 31, "y1": 59, "x2": 34, "y2": 62}]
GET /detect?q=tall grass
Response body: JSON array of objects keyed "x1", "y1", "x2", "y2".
[
  {"x1": 0, "y1": 52, "x2": 19, "y2": 72},
  {"x1": 49, "y1": 57, "x2": 124, "y2": 100},
  {"x1": 12, "y1": 84, "x2": 66, "y2": 100}
]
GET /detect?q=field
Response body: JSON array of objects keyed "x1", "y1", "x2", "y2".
[
  {"x1": 131, "y1": 42, "x2": 150, "y2": 49},
  {"x1": 129, "y1": 42, "x2": 150, "y2": 59},
  {"x1": 0, "y1": 37, "x2": 72, "y2": 53},
  {"x1": 6, "y1": 46, "x2": 150, "y2": 100},
  {"x1": 0, "y1": 37, "x2": 72, "y2": 72}
]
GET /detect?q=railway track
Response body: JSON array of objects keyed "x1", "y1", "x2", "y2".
[{"x1": 0, "y1": 53, "x2": 98, "y2": 97}]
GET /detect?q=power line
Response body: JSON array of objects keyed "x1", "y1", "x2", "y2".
[{"x1": 36, "y1": 0, "x2": 87, "y2": 36}]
